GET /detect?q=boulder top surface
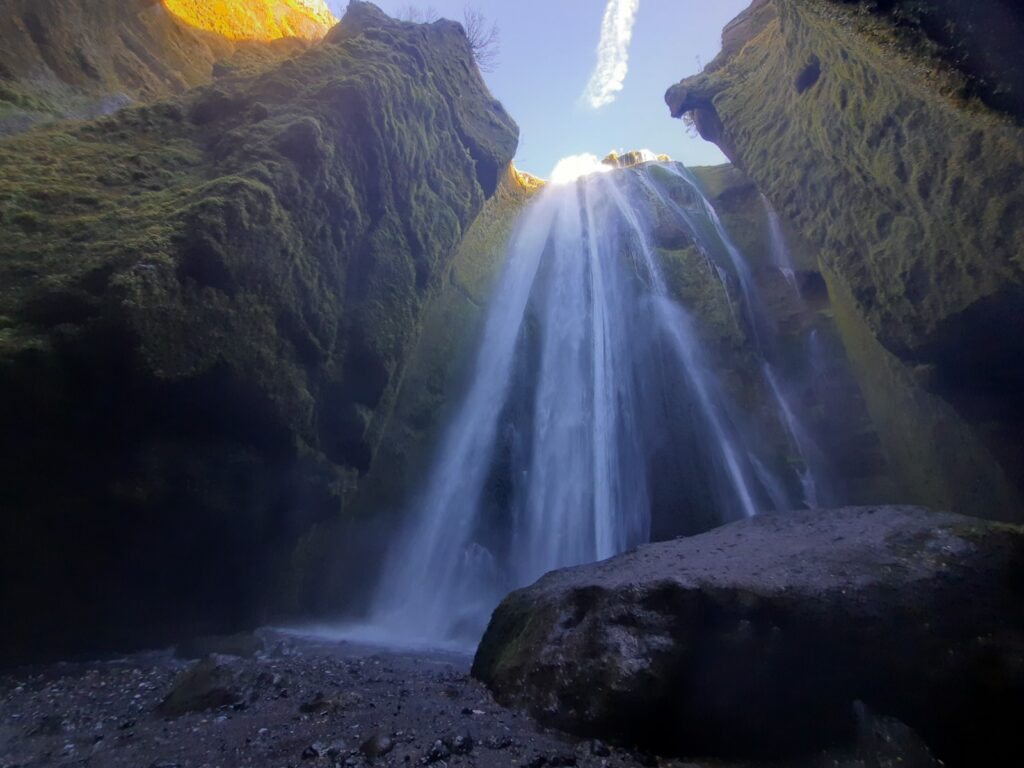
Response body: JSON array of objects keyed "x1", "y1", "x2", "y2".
[{"x1": 499, "y1": 506, "x2": 1021, "y2": 598}]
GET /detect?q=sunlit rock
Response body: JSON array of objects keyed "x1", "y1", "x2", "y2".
[{"x1": 162, "y1": 0, "x2": 336, "y2": 41}]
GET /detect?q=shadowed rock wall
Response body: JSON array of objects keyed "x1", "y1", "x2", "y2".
[
  {"x1": 0, "y1": 2, "x2": 518, "y2": 662},
  {"x1": 667, "y1": 0, "x2": 1024, "y2": 519}
]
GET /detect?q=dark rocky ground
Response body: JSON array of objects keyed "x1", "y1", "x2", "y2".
[
  {"x1": 0, "y1": 627, "x2": 943, "y2": 768},
  {"x1": 0, "y1": 630, "x2": 715, "y2": 768}
]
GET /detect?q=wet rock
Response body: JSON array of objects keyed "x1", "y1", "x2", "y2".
[
  {"x1": 474, "y1": 506, "x2": 1024, "y2": 764},
  {"x1": 326, "y1": 740, "x2": 349, "y2": 759},
  {"x1": 483, "y1": 734, "x2": 513, "y2": 750},
  {"x1": 157, "y1": 656, "x2": 246, "y2": 717},
  {"x1": 359, "y1": 733, "x2": 394, "y2": 759},
  {"x1": 546, "y1": 754, "x2": 578, "y2": 766},
  {"x1": 302, "y1": 741, "x2": 327, "y2": 759},
  {"x1": 426, "y1": 739, "x2": 450, "y2": 763},
  {"x1": 299, "y1": 690, "x2": 363, "y2": 715},
  {"x1": 448, "y1": 733, "x2": 473, "y2": 755}
]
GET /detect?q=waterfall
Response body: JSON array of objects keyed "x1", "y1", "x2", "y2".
[
  {"x1": 637, "y1": 165, "x2": 838, "y2": 504},
  {"x1": 763, "y1": 194, "x2": 802, "y2": 297},
  {"x1": 359, "y1": 160, "x2": 826, "y2": 647}
]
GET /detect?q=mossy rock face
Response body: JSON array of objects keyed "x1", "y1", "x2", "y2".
[
  {"x1": 667, "y1": 0, "x2": 1024, "y2": 516},
  {"x1": 0, "y1": 2, "x2": 518, "y2": 662},
  {"x1": 291, "y1": 167, "x2": 542, "y2": 617}
]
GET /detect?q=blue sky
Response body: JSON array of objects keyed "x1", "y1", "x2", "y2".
[{"x1": 326, "y1": 1, "x2": 749, "y2": 177}]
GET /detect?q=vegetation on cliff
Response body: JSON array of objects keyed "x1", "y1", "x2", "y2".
[
  {"x1": 667, "y1": 0, "x2": 1024, "y2": 519},
  {"x1": 0, "y1": 1, "x2": 518, "y2": 661}
]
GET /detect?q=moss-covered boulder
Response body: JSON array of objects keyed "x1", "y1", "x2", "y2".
[
  {"x1": 667, "y1": 0, "x2": 1024, "y2": 519},
  {"x1": 0, "y1": 1, "x2": 517, "y2": 662}
]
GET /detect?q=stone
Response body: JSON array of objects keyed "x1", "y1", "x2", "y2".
[
  {"x1": 359, "y1": 733, "x2": 394, "y2": 759},
  {"x1": 302, "y1": 741, "x2": 327, "y2": 759},
  {"x1": 157, "y1": 656, "x2": 246, "y2": 717},
  {"x1": 473, "y1": 507, "x2": 1024, "y2": 765},
  {"x1": 426, "y1": 739, "x2": 450, "y2": 763},
  {"x1": 483, "y1": 734, "x2": 513, "y2": 750},
  {"x1": 449, "y1": 733, "x2": 473, "y2": 755}
]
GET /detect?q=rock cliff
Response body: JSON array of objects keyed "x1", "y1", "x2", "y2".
[
  {"x1": 0, "y1": 0, "x2": 334, "y2": 134},
  {"x1": 667, "y1": 0, "x2": 1024, "y2": 520},
  {"x1": 162, "y1": 0, "x2": 335, "y2": 40},
  {"x1": 0, "y1": 1, "x2": 517, "y2": 661}
]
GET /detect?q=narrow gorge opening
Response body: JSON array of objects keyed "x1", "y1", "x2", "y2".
[{"x1": 1, "y1": 2, "x2": 1021, "y2": 766}]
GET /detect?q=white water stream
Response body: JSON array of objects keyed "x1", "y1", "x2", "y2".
[{"x1": 358, "y1": 161, "x2": 834, "y2": 646}]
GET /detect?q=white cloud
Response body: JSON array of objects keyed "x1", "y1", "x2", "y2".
[{"x1": 583, "y1": 0, "x2": 641, "y2": 109}]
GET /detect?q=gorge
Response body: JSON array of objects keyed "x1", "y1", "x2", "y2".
[{"x1": 0, "y1": 1, "x2": 1022, "y2": 767}]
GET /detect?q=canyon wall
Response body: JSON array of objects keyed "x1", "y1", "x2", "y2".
[
  {"x1": 0, "y1": 0, "x2": 335, "y2": 134},
  {"x1": 668, "y1": 0, "x2": 1024, "y2": 520},
  {"x1": 0, "y1": 2, "x2": 517, "y2": 661}
]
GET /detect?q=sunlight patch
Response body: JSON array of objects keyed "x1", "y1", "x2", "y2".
[{"x1": 549, "y1": 154, "x2": 615, "y2": 185}]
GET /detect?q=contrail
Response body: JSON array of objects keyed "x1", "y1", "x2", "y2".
[{"x1": 583, "y1": 0, "x2": 641, "y2": 109}]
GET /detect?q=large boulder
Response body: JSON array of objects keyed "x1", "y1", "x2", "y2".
[{"x1": 473, "y1": 507, "x2": 1024, "y2": 766}]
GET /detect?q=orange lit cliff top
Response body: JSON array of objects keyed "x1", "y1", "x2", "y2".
[{"x1": 162, "y1": 0, "x2": 337, "y2": 41}]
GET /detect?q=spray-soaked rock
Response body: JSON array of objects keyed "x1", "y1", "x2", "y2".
[{"x1": 473, "y1": 506, "x2": 1024, "y2": 765}]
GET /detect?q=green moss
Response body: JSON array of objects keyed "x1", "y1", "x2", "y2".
[
  {"x1": 672, "y1": 0, "x2": 1024, "y2": 354},
  {"x1": 668, "y1": 0, "x2": 1024, "y2": 519},
  {"x1": 0, "y1": 4, "x2": 518, "y2": 660}
]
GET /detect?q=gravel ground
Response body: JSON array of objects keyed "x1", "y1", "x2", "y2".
[{"x1": 0, "y1": 630, "x2": 700, "y2": 768}]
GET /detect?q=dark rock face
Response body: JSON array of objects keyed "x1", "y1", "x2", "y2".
[
  {"x1": 297, "y1": 166, "x2": 541, "y2": 619},
  {"x1": 0, "y1": 3, "x2": 517, "y2": 663},
  {"x1": 667, "y1": 0, "x2": 1024, "y2": 519},
  {"x1": 473, "y1": 507, "x2": 1024, "y2": 766},
  {"x1": 831, "y1": 0, "x2": 1024, "y2": 120}
]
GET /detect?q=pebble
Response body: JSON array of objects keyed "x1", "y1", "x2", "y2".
[{"x1": 426, "y1": 739, "x2": 450, "y2": 763}]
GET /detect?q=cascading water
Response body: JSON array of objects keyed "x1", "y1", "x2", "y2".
[
  {"x1": 638, "y1": 165, "x2": 836, "y2": 508},
  {"x1": 361, "y1": 158, "x2": 825, "y2": 647},
  {"x1": 763, "y1": 194, "x2": 802, "y2": 296}
]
